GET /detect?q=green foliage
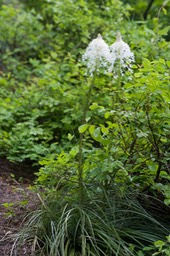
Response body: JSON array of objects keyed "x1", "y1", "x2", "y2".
[
  {"x1": 152, "y1": 236, "x2": 170, "y2": 256},
  {"x1": 138, "y1": 235, "x2": 170, "y2": 256},
  {"x1": 122, "y1": 0, "x2": 170, "y2": 21},
  {"x1": 2, "y1": 202, "x2": 15, "y2": 218},
  {"x1": 0, "y1": 0, "x2": 170, "y2": 254},
  {"x1": 154, "y1": 183, "x2": 170, "y2": 206},
  {"x1": 0, "y1": 0, "x2": 169, "y2": 164},
  {"x1": 36, "y1": 58, "x2": 170, "y2": 192},
  {"x1": 0, "y1": 5, "x2": 52, "y2": 80},
  {"x1": 0, "y1": 60, "x2": 86, "y2": 161}
]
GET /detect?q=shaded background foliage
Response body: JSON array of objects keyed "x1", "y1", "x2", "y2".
[
  {"x1": 0, "y1": 0, "x2": 169, "y2": 193},
  {"x1": 0, "y1": 0, "x2": 169, "y2": 163}
]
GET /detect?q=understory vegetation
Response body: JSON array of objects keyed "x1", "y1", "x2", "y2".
[{"x1": 0, "y1": 0, "x2": 170, "y2": 255}]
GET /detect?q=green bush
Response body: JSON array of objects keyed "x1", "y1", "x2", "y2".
[
  {"x1": 0, "y1": 0, "x2": 169, "y2": 164},
  {"x1": 0, "y1": 5, "x2": 51, "y2": 80}
]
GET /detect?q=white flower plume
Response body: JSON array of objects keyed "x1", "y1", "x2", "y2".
[
  {"x1": 82, "y1": 34, "x2": 111, "y2": 76},
  {"x1": 109, "y1": 32, "x2": 134, "y2": 74}
]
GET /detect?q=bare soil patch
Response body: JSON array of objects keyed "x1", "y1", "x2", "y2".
[{"x1": 0, "y1": 158, "x2": 38, "y2": 256}]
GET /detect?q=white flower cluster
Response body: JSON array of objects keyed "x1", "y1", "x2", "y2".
[
  {"x1": 82, "y1": 33, "x2": 134, "y2": 76},
  {"x1": 109, "y1": 33, "x2": 134, "y2": 75},
  {"x1": 82, "y1": 34, "x2": 111, "y2": 76}
]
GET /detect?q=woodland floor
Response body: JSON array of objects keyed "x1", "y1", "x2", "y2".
[{"x1": 0, "y1": 158, "x2": 38, "y2": 256}]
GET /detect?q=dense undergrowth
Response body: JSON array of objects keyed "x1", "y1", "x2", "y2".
[{"x1": 0, "y1": 0, "x2": 170, "y2": 255}]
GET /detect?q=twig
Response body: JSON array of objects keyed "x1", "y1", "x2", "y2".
[{"x1": 145, "y1": 109, "x2": 162, "y2": 182}]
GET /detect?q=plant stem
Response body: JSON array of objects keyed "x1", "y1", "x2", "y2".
[
  {"x1": 78, "y1": 73, "x2": 96, "y2": 203},
  {"x1": 145, "y1": 109, "x2": 162, "y2": 182}
]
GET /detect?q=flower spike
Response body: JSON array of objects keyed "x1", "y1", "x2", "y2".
[
  {"x1": 109, "y1": 32, "x2": 134, "y2": 75},
  {"x1": 82, "y1": 34, "x2": 111, "y2": 76}
]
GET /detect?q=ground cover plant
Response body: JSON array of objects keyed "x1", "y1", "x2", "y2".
[{"x1": 0, "y1": 0, "x2": 170, "y2": 255}]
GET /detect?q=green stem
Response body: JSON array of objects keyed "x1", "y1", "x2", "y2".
[
  {"x1": 107, "y1": 64, "x2": 122, "y2": 183},
  {"x1": 78, "y1": 73, "x2": 96, "y2": 203}
]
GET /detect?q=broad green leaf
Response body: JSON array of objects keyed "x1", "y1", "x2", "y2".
[
  {"x1": 167, "y1": 61, "x2": 170, "y2": 68},
  {"x1": 93, "y1": 127, "x2": 100, "y2": 138},
  {"x1": 78, "y1": 124, "x2": 89, "y2": 133},
  {"x1": 167, "y1": 235, "x2": 170, "y2": 243},
  {"x1": 85, "y1": 117, "x2": 91, "y2": 122},
  {"x1": 89, "y1": 125, "x2": 95, "y2": 135},
  {"x1": 68, "y1": 133, "x2": 74, "y2": 141},
  {"x1": 158, "y1": 26, "x2": 170, "y2": 36},
  {"x1": 142, "y1": 58, "x2": 153, "y2": 70},
  {"x1": 164, "y1": 199, "x2": 170, "y2": 206},
  {"x1": 154, "y1": 240, "x2": 165, "y2": 248},
  {"x1": 89, "y1": 102, "x2": 99, "y2": 110},
  {"x1": 105, "y1": 111, "x2": 111, "y2": 119},
  {"x1": 101, "y1": 126, "x2": 109, "y2": 135},
  {"x1": 69, "y1": 146, "x2": 79, "y2": 157}
]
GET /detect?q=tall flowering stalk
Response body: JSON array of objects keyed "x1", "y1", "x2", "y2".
[
  {"x1": 78, "y1": 73, "x2": 96, "y2": 202},
  {"x1": 79, "y1": 33, "x2": 134, "y2": 201},
  {"x1": 79, "y1": 34, "x2": 111, "y2": 202},
  {"x1": 108, "y1": 33, "x2": 134, "y2": 174}
]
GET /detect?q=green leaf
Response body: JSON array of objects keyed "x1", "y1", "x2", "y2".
[
  {"x1": 158, "y1": 26, "x2": 170, "y2": 36},
  {"x1": 93, "y1": 127, "x2": 100, "y2": 138},
  {"x1": 89, "y1": 102, "x2": 99, "y2": 110},
  {"x1": 101, "y1": 126, "x2": 109, "y2": 135},
  {"x1": 167, "y1": 235, "x2": 170, "y2": 243},
  {"x1": 78, "y1": 123, "x2": 89, "y2": 133},
  {"x1": 89, "y1": 125, "x2": 95, "y2": 135},
  {"x1": 148, "y1": 163, "x2": 158, "y2": 173},
  {"x1": 105, "y1": 111, "x2": 111, "y2": 119},
  {"x1": 154, "y1": 240, "x2": 165, "y2": 248},
  {"x1": 69, "y1": 146, "x2": 79, "y2": 157},
  {"x1": 167, "y1": 61, "x2": 170, "y2": 68},
  {"x1": 68, "y1": 133, "x2": 74, "y2": 141},
  {"x1": 2, "y1": 202, "x2": 14, "y2": 208},
  {"x1": 85, "y1": 117, "x2": 91, "y2": 122},
  {"x1": 164, "y1": 199, "x2": 170, "y2": 206},
  {"x1": 142, "y1": 58, "x2": 153, "y2": 70}
]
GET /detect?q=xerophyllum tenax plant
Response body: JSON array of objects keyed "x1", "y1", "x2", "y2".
[
  {"x1": 79, "y1": 33, "x2": 134, "y2": 202},
  {"x1": 82, "y1": 34, "x2": 112, "y2": 76},
  {"x1": 109, "y1": 32, "x2": 135, "y2": 75},
  {"x1": 79, "y1": 34, "x2": 111, "y2": 201}
]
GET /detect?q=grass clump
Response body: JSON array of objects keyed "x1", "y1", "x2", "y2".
[{"x1": 11, "y1": 185, "x2": 170, "y2": 256}]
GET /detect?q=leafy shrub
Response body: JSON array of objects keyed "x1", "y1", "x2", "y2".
[
  {"x1": 0, "y1": 0, "x2": 170, "y2": 165},
  {"x1": 36, "y1": 58, "x2": 170, "y2": 192},
  {"x1": 0, "y1": 5, "x2": 53, "y2": 80}
]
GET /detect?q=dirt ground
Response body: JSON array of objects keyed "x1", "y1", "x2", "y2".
[{"x1": 0, "y1": 158, "x2": 38, "y2": 256}]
